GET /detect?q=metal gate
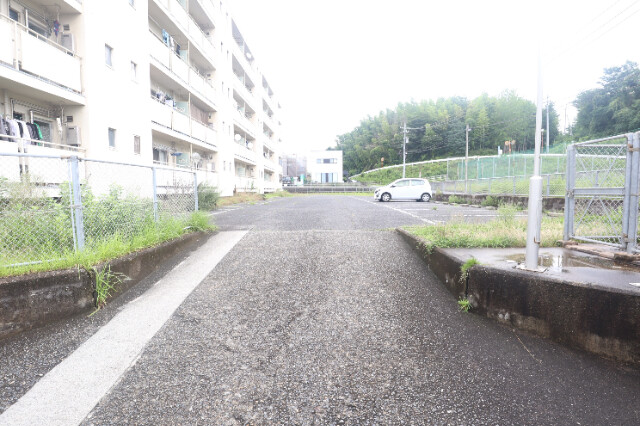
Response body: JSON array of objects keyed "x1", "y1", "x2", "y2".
[{"x1": 564, "y1": 133, "x2": 640, "y2": 253}]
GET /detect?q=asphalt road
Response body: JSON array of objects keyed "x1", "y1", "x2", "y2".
[{"x1": 1, "y1": 195, "x2": 638, "y2": 425}]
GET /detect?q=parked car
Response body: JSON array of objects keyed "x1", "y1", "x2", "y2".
[{"x1": 374, "y1": 178, "x2": 432, "y2": 202}]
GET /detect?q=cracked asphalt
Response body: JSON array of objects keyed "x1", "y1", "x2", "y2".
[{"x1": 2, "y1": 195, "x2": 639, "y2": 424}]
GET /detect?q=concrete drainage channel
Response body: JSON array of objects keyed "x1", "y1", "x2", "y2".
[
  {"x1": 397, "y1": 228, "x2": 640, "y2": 366},
  {"x1": 0, "y1": 231, "x2": 213, "y2": 341}
]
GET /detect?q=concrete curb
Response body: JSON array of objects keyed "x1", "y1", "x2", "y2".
[
  {"x1": 0, "y1": 231, "x2": 214, "y2": 341},
  {"x1": 432, "y1": 193, "x2": 564, "y2": 211},
  {"x1": 396, "y1": 228, "x2": 640, "y2": 366}
]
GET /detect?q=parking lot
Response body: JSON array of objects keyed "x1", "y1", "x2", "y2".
[{"x1": 212, "y1": 194, "x2": 524, "y2": 231}]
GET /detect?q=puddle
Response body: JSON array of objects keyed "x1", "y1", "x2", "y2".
[{"x1": 505, "y1": 252, "x2": 640, "y2": 273}]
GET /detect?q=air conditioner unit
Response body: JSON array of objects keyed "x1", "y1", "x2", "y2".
[
  {"x1": 61, "y1": 33, "x2": 75, "y2": 53},
  {"x1": 66, "y1": 126, "x2": 81, "y2": 146}
]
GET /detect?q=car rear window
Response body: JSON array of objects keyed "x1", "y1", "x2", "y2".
[{"x1": 411, "y1": 179, "x2": 425, "y2": 186}]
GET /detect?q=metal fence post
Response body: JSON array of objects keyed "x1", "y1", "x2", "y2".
[
  {"x1": 513, "y1": 175, "x2": 516, "y2": 195},
  {"x1": 152, "y1": 167, "x2": 158, "y2": 222},
  {"x1": 625, "y1": 133, "x2": 640, "y2": 252},
  {"x1": 546, "y1": 174, "x2": 551, "y2": 196},
  {"x1": 68, "y1": 156, "x2": 85, "y2": 251},
  {"x1": 564, "y1": 146, "x2": 576, "y2": 241},
  {"x1": 193, "y1": 171, "x2": 199, "y2": 211}
]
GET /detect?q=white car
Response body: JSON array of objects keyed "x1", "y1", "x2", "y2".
[{"x1": 374, "y1": 178, "x2": 432, "y2": 202}]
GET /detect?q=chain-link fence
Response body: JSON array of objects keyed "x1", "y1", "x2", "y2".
[
  {"x1": 0, "y1": 153, "x2": 198, "y2": 269},
  {"x1": 353, "y1": 153, "x2": 568, "y2": 197},
  {"x1": 432, "y1": 154, "x2": 567, "y2": 196},
  {"x1": 564, "y1": 133, "x2": 638, "y2": 252}
]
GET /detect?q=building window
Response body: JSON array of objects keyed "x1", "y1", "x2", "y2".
[
  {"x1": 9, "y1": 9, "x2": 18, "y2": 21},
  {"x1": 33, "y1": 120, "x2": 51, "y2": 142},
  {"x1": 131, "y1": 61, "x2": 137, "y2": 80},
  {"x1": 153, "y1": 147, "x2": 168, "y2": 165},
  {"x1": 133, "y1": 135, "x2": 140, "y2": 154},
  {"x1": 108, "y1": 128, "x2": 116, "y2": 148},
  {"x1": 105, "y1": 44, "x2": 113, "y2": 67},
  {"x1": 317, "y1": 158, "x2": 337, "y2": 164}
]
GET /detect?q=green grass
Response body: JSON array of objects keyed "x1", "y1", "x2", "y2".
[
  {"x1": 89, "y1": 264, "x2": 125, "y2": 315},
  {"x1": 405, "y1": 205, "x2": 564, "y2": 252},
  {"x1": 460, "y1": 257, "x2": 481, "y2": 284},
  {"x1": 265, "y1": 190, "x2": 296, "y2": 200},
  {"x1": 458, "y1": 298, "x2": 472, "y2": 312},
  {"x1": 0, "y1": 211, "x2": 215, "y2": 278}
]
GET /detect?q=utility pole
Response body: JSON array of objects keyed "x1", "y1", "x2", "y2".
[
  {"x1": 546, "y1": 96, "x2": 550, "y2": 153},
  {"x1": 403, "y1": 122, "x2": 407, "y2": 178},
  {"x1": 465, "y1": 124, "x2": 470, "y2": 193}
]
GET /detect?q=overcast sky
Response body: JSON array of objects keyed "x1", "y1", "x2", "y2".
[{"x1": 230, "y1": 0, "x2": 640, "y2": 153}]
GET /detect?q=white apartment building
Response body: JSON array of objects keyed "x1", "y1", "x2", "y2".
[
  {"x1": 307, "y1": 150, "x2": 343, "y2": 183},
  {"x1": 0, "y1": 0, "x2": 282, "y2": 196}
]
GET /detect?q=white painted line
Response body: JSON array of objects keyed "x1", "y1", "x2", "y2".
[
  {"x1": 352, "y1": 197, "x2": 436, "y2": 225},
  {"x1": 0, "y1": 231, "x2": 248, "y2": 426}
]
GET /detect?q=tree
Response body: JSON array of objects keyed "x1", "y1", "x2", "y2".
[
  {"x1": 574, "y1": 61, "x2": 640, "y2": 139},
  {"x1": 337, "y1": 91, "x2": 555, "y2": 175}
]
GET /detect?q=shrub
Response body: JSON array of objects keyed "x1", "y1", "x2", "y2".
[
  {"x1": 197, "y1": 183, "x2": 220, "y2": 210},
  {"x1": 481, "y1": 195, "x2": 500, "y2": 207}
]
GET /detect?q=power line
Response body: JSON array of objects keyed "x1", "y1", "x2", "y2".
[{"x1": 548, "y1": 0, "x2": 640, "y2": 63}]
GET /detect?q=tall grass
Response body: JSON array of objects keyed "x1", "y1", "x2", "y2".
[
  {"x1": 406, "y1": 205, "x2": 563, "y2": 251},
  {"x1": 0, "y1": 180, "x2": 215, "y2": 277}
]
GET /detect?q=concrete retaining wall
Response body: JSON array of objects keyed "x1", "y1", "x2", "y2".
[
  {"x1": 433, "y1": 193, "x2": 565, "y2": 211},
  {"x1": 397, "y1": 228, "x2": 640, "y2": 365},
  {"x1": 0, "y1": 231, "x2": 212, "y2": 341}
]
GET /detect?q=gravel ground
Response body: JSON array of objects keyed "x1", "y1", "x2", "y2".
[
  {"x1": 2, "y1": 196, "x2": 639, "y2": 424},
  {"x1": 0, "y1": 236, "x2": 209, "y2": 414},
  {"x1": 84, "y1": 227, "x2": 639, "y2": 424}
]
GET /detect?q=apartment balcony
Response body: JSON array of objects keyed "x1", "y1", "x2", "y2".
[
  {"x1": 191, "y1": 0, "x2": 217, "y2": 33},
  {"x1": 262, "y1": 179, "x2": 280, "y2": 193},
  {"x1": 151, "y1": 0, "x2": 217, "y2": 68},
  {"x1": 195, "y1": 168, "x2": 218, "y2": 188},
  {"x1": 150, "y1": 97, "x2": 217, "y2": 148},
  {"x1": 0, "y1": 14, "x2": 84, "y2": 105},
  {"x1": 234, "y1": 176, "x2": 258, "y2": 192},
  {"x1": 149, "y1": 32, "x2": 216, "y2": 108},
  {"x1": 232, "y1": 110, "x2": 256, "y2": 138},
  {"x1": 25, "y1": 0, "x2": 82, "y2": 14},
  {"x1": 0, "y1": 139, "x2": 85, "y2": 159},
  {"x1": 233, "y1": 141, "x2": 257, "y2": 166},
  {"x1": 262, "y1": 158, "x2": 279, "y2": 173},
  {"x1": 232, "y1": 74, "x2": 256, "y2": 104}
]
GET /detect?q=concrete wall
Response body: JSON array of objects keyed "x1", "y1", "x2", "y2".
[
  {"x1": 397, "y1": 229, "x2": 640, "y2": 366},
  {"x1": 0, "y1": 231, "x2": 210, "y2": 341},
  {"x1": 433, "y1": 193, "x2": 565, "y2": 211}
]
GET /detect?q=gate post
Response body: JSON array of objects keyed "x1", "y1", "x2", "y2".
[
  {"x1": 563, "y1": 146, "x2": 576, "y2": 241},
  {"x1": 625, "y1": 133, "x2": 640, "y2": 252}
]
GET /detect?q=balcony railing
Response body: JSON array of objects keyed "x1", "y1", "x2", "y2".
[
  {"x1": 149, "y1": 31, "x2": 216, "y2": 106},
  {"x1": 235, "y1": 176, "x2": 258, "y2": 192},
  {"x1": 150, "y1": 97, "x2": 217, "y2": 147},
  {"x1": 0, "y1": 13, "x2": 82, "y2": 94},
  {"x1": 153, "y1": 0, "x2": 216, "y2": 66},
  {"x1": 233, "y1": 142, "x2": 257, "y2": 165},
  {"x1": 193, "y1": 0, "x2": 217, "y2": 29}
]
